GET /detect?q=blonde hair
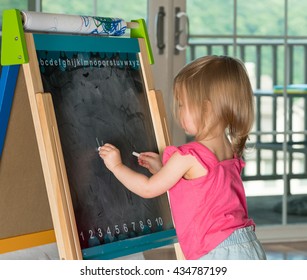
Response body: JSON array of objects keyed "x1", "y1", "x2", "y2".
[{"x1": 173, "y1": 55, "x2": 254, "y2": 157}]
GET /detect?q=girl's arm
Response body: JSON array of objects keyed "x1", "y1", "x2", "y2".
[{"x1": 99, "y1": 143, "x2": 194, "y2": 198}]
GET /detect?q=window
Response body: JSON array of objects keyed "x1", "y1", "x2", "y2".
[{"x1": 42, "y1": 0, "x2": 146, "y2": 21}]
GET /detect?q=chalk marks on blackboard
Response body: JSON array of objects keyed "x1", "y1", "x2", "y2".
[{"x1": 37, "y1": 50, "x2": 174, "y2": 249}]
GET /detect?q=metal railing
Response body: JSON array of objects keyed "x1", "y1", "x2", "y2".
[
  {"x1": 188, "y1": 37, "x2": 307, "y2": 88},
  {"x1": 188, "y1": 38, "x2": 307, "y2": 192},
  {"x1": 243, "y1": 91, "x2": 307, "y2": 187}
]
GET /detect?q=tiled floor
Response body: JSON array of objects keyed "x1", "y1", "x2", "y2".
[{"x1": 263, "y1": 241, "x2": 307, "y2": 260}]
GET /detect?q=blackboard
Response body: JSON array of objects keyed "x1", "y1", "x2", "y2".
[{"x1": 33, "y1": 34, "x2": 176, "y2": 259}]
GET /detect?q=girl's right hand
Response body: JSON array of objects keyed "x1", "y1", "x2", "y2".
[
  {"x1": 138, "y1": 152, "x2": 162, "y2": 174},
  {"x1": 98, "y1": 143, "x2": 123, "y2": 172}
]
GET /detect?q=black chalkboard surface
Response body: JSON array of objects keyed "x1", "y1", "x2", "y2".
[{"x1": 34, "y1": 34, "x2": 175, "y2": 258}]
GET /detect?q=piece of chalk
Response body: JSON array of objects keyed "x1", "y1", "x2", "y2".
[
  {"x1": 132, "y1": 151, "x2": 140, "y2": 158},
  {"x1": 96, "y1": 137, "x2": 103, "y2": 152},
  {"x1": 96, "y1": 137, "x2": 100, "y2": 147}
]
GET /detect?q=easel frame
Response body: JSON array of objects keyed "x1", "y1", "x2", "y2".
[{"x1": 1, "y1": 9, "x2": 182, "y2": 260}]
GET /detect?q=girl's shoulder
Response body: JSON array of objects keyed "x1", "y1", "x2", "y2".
[{"x1": 163, "y1": 141, "x2": 217, "y2": 165}]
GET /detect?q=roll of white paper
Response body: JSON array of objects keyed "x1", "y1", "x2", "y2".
[{"x1": 21, "y1": 11, "x2": 127, "y2": 36}]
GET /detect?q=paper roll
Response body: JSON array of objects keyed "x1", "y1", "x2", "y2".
[{"x1": 21, "y1": 11, "x2": 127, "y2": 36}]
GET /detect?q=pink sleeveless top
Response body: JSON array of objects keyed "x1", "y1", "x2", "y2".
[{"x1": 163, "y1": 142, "x2": 255, "y2": 260}]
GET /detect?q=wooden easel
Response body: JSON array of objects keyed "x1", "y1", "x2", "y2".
[{"x1": 0, "y1": 9, "x2": 184, "y2": 260}]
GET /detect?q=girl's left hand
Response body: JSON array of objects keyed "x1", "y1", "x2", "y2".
[
  {"x1": 138, "y1": 152, "x2": 162, "y2": 174},
  {"x1": 98, "y1": 143, "x2": 122, "y2": 172}
]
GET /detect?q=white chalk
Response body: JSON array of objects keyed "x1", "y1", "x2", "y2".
[
  {"x1": 96, "y1": 137, "x2": 100, "y2": 147},
  {"x1": 96, "y1": 137, "x2": 103, "y2": 152},
  {"x1": 132, "y1": 151, "x2": 140, "y2": 158}
]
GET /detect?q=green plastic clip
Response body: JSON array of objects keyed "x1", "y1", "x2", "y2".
[
  {"x1": 1, "y1": 9, "x2": 28, "y2": 66},
  {"x1": 130, "y1": 19, "x2": 154, "y2": 65}
]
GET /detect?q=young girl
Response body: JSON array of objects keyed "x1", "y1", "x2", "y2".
[{"x1": 99, "y1": 55, "x2": 266, "y2": 260}]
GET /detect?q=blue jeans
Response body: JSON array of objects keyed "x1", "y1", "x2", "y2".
[{"x1": 198, "y1": 226, "x2": 267, "y2": 260}]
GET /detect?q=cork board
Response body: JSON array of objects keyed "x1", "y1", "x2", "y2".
[{"x1": 0, "y1": 66, "x2": 53, "y2": 240}]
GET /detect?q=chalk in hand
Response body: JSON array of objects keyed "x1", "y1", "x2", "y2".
[
  {"x1": 132, "y1": 151, "x2": 140, "y2": 158},
  {"x1": 96, "y1": 137, "x2": 103, "y2": 151}
]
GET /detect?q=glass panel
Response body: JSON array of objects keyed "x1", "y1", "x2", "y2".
[
  {"x1": 96, "y1": 1, "x2": 146, "y2": 20},
  {"x1": 245, "y1": 180, "x2": 283, "y2": 225},
  {"x1": 42, "y1": 0, "x2": 146, "y2": 21},
  {"x1": 187, "y1": 0, "x2": 234, "y2": 35},
  {"x1": 288, "y1": 0, "x2": 307, "y2": 36},
  {"x1": 0, "y1": 0, "x2": 28, "y2": 29},
  {"x1": 237, "y1": 0, "x2": 284, "y2": 36},
  {"x1": 42, "y1": 0, "x2": 94, "y2": 15},
  {"x1": 291, "y1": 45, "x2": 307, "y2": 84}
]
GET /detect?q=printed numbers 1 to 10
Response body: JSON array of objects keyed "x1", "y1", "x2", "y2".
[{"x1": 79, "y1": 217, "x2": 164, "y2": 241}]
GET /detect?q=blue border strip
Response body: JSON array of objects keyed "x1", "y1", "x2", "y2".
[
  {"x1": 0, "y1": 65, "x2": 20, "y2": 157},
  {"x1": 82, "y1": 229, "x2": 177, "y2": 260},
  {"x1": 33, "y1": 34, "x2": 140, "y2": 53}
]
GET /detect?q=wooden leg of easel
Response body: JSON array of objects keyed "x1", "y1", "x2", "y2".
[
  {"x1": 174, "y1": 243, "x2": 185, "y2": 260},
  {"x1": 148, "y1": 90, "x2": 172, "y2": 152},
  {"x1": 35, "y1": 92, "x2": 82, "y2": 260},
  {"x1": 148, "y1": 90, "x2": 185, "y2": 260}
]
